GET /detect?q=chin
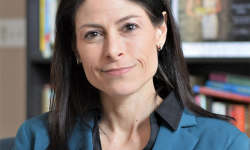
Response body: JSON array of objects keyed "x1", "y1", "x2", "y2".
[{"x1": 101, "y1": 83, "x2": 140, "y2": 97}]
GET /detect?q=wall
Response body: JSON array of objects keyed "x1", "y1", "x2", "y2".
[{"x1": 0, "y1": 0, "x2": 26, "y2": 138}]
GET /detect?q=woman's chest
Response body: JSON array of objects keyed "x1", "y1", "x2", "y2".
[{"x1": 99, "y1": 132, "x2": 150, "y2": 150}]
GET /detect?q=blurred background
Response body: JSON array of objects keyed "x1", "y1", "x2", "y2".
[
  {"x1": 0, "y1": 0, "x2": 26, "y2": 139},
  {"x1": 0, "y1": 0, "x2": 250, "y2": 140}
]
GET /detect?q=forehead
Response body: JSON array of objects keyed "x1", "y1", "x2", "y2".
[{"x1": 75, "y1": 0, "x2": 147, "y2": 24}]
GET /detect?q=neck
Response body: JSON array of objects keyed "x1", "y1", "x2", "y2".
[{"x1": 99, "y1": 80, "x2": 163, "y2": 135}]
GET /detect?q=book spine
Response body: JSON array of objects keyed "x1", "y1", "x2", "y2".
[
  {"x1": 193, "y1": 85, "x2": 250, "y2": 103},
  {"x1": 198, "y1": 94, "x2": 207, "y2": 110},
  {"x1": 228, "y1": 104, "x2": 246, "y2": 132},
  {"x1": 190, "y1": 75, "x2": 206, "y2": 87},
  {"x1": 43, "y1": 0, "x2": 52, "y2": 58},
  {"x1": 194, "y1": 95, "x2": 200, "y2": 105},
  {"x1": 49, "y1": 0, "x2": 58, "y2": 51},
  {"x1": 245, "y1": 106, "x2": 249, "y2": 136},
  {"x1": 248, "y1": 105, "x2": 250, "y2": 137},
  {"x1": 206, "y1": 80, "x2": 250, "y2": 96},
  {"x1": 228, "y1": 75, "x2": 250, "y2": 87},
  {"x1": 206, "y1": 96, "x2": 213, "y2": 112},
  {"x1": 39, "y1": 0, "x2": 46, "y2": 53},
  {"x1": 211, "y1": 102, "x2": 227, "y2": 115},
  {"x1": 41, "y1": 84, "x2": 51, "y2": 113},
  {"x1": 209, "y1": 72, "x2": 227, "y2": 82},
  {"x1": 40, "y1": 0, "x2": 58, "y2": 58},
  {"x1": 209, "y1": 72, "x2": 250, "y2": 87},
  {"x1": 195, "y1": 94, "x2": 207, "y2": 110}
]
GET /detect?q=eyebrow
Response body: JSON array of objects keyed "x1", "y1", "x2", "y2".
[
  {"x1": 78, "y1": 14, "x2": 141, "y2": 31},
  {"x1": 115, "y1": 14, "x2": 141, "y2": 24}
]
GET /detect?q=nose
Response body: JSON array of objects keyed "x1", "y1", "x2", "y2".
[{"x1": 104, "y1": 32, "x2": 124, "y2": 61}]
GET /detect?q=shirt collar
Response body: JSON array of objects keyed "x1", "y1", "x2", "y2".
[
  {"x1": 92, "y1": 91, "x2": 184, "y2": 131},
  {"x1": 155, "y1": 91, "x2": 184, "y2": 131}
]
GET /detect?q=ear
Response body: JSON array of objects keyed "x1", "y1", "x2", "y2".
[{"x1": 156, "y1": 11, "x2": 168, "y2": 48}]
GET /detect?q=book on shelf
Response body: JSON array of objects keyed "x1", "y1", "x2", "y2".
[
  {"x1": 245, "y1": 106, "x2": 249, "y2": 135},
  {"x1": 190, "y1": 75, "x2": 206, "y2": 87},
  {"x1": 192, "y1": 72, "x2": 250, "y2": 102},
  {"x1": 39, "y1": 0, "x2": 58, "y2": 59},
  {"x1": 211, "y1": 102, "x2": 227, "y2": 115},
  {"x1": 192, "y1": 71, "x2": 250, "y2": 136},
  {"x1": 193, "y1": 85, "x2": 250, "y2": 103},
  {"x1": 228, "y1": 104, "x2": 246, "y2": 132},
  {"x1": 39, "y1": 0, "x2": 45, "y2": 55},
  {"x1": 194, "y1": 94, "x2": 214, "y2": 112},
  {"x1": 195, "y1": 94, "x2": 207, "y2": 110},
  {"x1": 209, "y1": 72, "x2": 250, "y2": 87},
  {"x1": 41, "y1": 84, "x2": 52, "y2": 113},
  {"x1": 205, "y1": 80, "x2": 250, "y2": 96},
  {"x1": 194, "y1": 94, "x2": 249, "y2": 135}
]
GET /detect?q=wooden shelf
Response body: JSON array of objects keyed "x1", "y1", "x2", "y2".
[
  {"x1": 30, "y1": 56, "x2": 51, "y2": 64},
  {"x1": 186, "y1": 58, "x2": 250, "y2": 63}
]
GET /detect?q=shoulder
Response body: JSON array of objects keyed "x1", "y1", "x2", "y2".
[
  {"x1": 195, "y1": 115, "x2": 239, "y2": 134},
  {"x1": 20, "y1": 112, "x2": 49, "y2": 137},
  {"x1": 24, "y1": 112, "x2": 48, "y2": 127},
  {"x1": 192, "y1": 115, "x2": 249, "y2": 149},
  {"x1": 12, "y1": 113, "x2": 50, "y2": 150}
]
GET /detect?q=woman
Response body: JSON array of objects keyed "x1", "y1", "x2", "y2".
[{"x1": 13, "y1": 0, "x2": 248, "y2": 150}]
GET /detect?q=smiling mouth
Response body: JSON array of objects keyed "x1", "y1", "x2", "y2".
[{"x1": 103, "y1": 66, "x2": 135, "y2": 76}]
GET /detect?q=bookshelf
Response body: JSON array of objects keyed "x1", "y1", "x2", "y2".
[
  {"x1": 188, "y1": 61, "x2": 250, "y2": 136},
  {"x1": 26, "y1": 0, "x2": 250, "y2": 135},
  {"x1": 187, "y1": 59, "x2": 250, "y2": 76},
  {"x1": 27, "y1": 0, "x2": 51, "y2": 118}
]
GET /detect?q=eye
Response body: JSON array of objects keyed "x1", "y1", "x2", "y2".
[
  {"x1": 84, "y1": 31, "x2": 101, "y2": 39},
  {"x1": 123, "y1": 24, "x2": 138, "y2": 32}
]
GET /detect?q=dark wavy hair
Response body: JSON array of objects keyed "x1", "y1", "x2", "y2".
[{"x1": 47, "y1": 0, "x2": 233, "y2": 149}]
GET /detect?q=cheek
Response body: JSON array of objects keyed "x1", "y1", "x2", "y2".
[
  {"x1": 125, "y1": 31, "x2": 158, "y2": 71},
  {"x1": 77, "y1": 40, "x2": 103, "y2": 67}
]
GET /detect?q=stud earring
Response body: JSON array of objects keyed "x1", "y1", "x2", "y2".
[
  {"x1": 158, "y1": 44, "x2": 163, "y2": 51},
  {"x1": 77, "y1": 59, "x2": 81, "y2": 65}
]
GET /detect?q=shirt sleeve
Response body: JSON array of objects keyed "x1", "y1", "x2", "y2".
[
  {"x1": 12, "y1": 121, "x2": 32, "y2": 150},
  {"x1": 227, "y1": 132, "x2": 249, "y2": 150}
]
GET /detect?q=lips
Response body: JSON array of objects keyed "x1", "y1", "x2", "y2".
[{"x1": 103, "y1": 66, "x2": 135, "y2": 76}]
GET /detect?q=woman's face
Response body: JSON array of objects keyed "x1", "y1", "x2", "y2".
[{"x1": 75, "y1": 0, "x2": 166, "y2": 97}]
